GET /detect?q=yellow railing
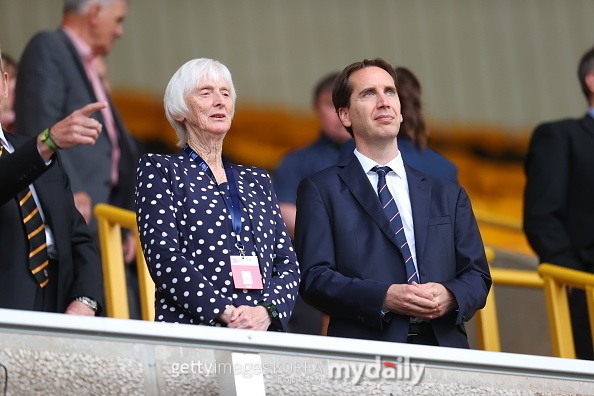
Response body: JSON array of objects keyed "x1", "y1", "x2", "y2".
[
  {"x1": 475, "y1": 247, "x2": 544, "y2": 352},
  {"x1": 474, "y1": 209, "x2": 523, "y2": 231},
  {"x1": 94, "y1": 204, "x2": 594, "y2": 358},
  {"x1": 538, "y1": 263, "x2": 594, "y2": 359},
  {"x1": 94, "y1": 204, "x2": 154, "y2": 321}
]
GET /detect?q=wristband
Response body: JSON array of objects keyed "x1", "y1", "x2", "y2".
[
  {"x1": 40, "y1": 128, "x2": 62, "y2": 151},
  {"x1": 257, "y1": 301, "x2": 279, "y2": 319}
]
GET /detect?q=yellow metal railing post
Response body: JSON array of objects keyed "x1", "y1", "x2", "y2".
[
  {"x1": 537, "y1": 263, "x2": 594, "y2": 359},
  {"x1": 474, "y1": 246, "x2": 545, "y2": 353},
  {"x1": 474, "y1": 247, "x2": 501, "y2": 352},
  {"x1": 94, "y1": 203, "x2": 154, "y2": 321},
  {"x1": 95, "y1": 204, "x2": 130, "y2": 319},
  {"x1": 587, "y1": 285, "x2": 594, "y2": 351}
]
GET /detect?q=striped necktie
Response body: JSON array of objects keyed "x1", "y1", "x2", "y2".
[
  {"x1": 373, "y1": 166, "x2": 419, "y2": 284},
  {"x1": 0, "y1": 142, "x2": 50, "y2": 287}
]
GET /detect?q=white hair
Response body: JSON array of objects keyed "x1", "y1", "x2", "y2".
[
  {"x1": 164, "y1": 58, "x2": 237, "y2": 147},
  {"x1": 63, "y1": 0, "x2": 118, "y2": 14}
]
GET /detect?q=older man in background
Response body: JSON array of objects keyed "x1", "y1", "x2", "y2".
[{"x1": 15, "y1": 0, "x2": 138, "y2": 236}]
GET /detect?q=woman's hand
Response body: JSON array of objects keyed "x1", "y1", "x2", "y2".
[
  {"x1": 227, "y1": 305, "x2": 271, "y2": 331},
  {"x1": 217, "y1": 305, "x2": 236, "y2": 324}
]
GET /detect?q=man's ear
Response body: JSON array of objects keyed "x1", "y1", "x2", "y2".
[
  {"x1": 2, "y1": 73, "x2": 8, "y2": 101},
  {"x1": 586, "y1": 71, "x2": 594, "y2": 97},
  {"x1": 86, "y1": 3, "x2": 103, "y2": 26},
  {"x1": 338, "y1": 107, "x2": 351, "y2": 128}
]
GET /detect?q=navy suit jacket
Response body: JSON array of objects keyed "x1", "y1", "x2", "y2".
[
  {"x1": 295, "y1": 155, "x2": 491, "y2": 348},
  {"x1": 0, "y1": 132, "x2": 104, "y2": 313},
  {"x1": 14, "y1": 28, "x2": 138, "y2": 233}
]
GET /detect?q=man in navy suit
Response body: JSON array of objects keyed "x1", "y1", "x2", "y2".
[{"x1": 295, "y1": 58, "x2": 491, "y2": 348}]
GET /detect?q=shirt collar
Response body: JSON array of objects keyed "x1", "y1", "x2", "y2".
[
  {"x1": 62, "y1": 26, "x2": 94, "y2": 61},
  {"x1": 353, "y1": 148, "x2": 406, "y2": 178},
  {"x1": 588, "y1": 108, "x2": 594, "y2": 119},
  {"x1": 0, "y1": 126, "x2": 9, "y2": 148}
]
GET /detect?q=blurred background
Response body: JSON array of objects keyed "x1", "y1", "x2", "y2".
[{"x1": 2, "y1": 0, "x2": 594, "y2": 258}]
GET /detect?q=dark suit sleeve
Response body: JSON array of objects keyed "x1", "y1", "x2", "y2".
[
  {"x1": 51, "y1": 154, "x2": 104, "y2": 312},
  {"x1": 272, "y1": 153, "x2": 302, "y2": 204},
  {"x1": 0, "y1": 135, "x2": 50, "y2": 205},
  {"x1": 523, "y1": 123, "x2": 583, "y2": 270},
  {"x1": 15, "y1": 32, "x2": 67, "y2": 138},
  {"x1": 440, "y1": 187, "x2": 492, "y2": 324},
  {"x1": 295, "y1": 177, "x2": 391, "y2": 330}
]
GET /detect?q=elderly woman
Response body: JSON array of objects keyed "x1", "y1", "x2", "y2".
[{"x1": 135, "y1": 58, "x2": 299, "y2": 331}]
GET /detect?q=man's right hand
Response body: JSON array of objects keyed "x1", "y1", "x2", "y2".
[
  {"x1": 36, "y1": 102, "x2": 106, "y2": 162},
  {"x1": 383, "y1": 283, "x2": 440, "y2": 319},
  {"x1": 49, "y1": 101, "x2": 106, "y2": 149},
  {"x1": 73, "y1": 191, "x2": 93, "y2": 224}
]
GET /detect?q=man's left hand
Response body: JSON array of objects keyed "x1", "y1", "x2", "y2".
[{"x1": 417, "y1": 282, "x2": 457, "y2": 317}]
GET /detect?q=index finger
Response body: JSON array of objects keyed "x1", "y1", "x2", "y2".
[{"x1": 75, "y1": 101, "x2": 107, "y2": 118}]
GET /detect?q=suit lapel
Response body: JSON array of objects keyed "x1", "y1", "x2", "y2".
[
  {"x1": 580, "y1": 113, "x2": 594, "y2": 137},
  {"x1": 406, "y1": 165, "x2": 430, "y2": 265},
  {"x1": 338, "y1": 156, "x2": 400, "y2": 248}
]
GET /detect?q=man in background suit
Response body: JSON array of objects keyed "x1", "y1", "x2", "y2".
[
  {"x1": 15, "y1": 0, "x2": 138, "y2": 238},
  {"x1": 295, "y1": 58, "x2": 491, "y2": 347},
  {"x1": 524, "y1": 45, "x2": 594, "y2": 360},
  {"x1": 1, "y1": 50, "x2": 104, "y2": 314}
]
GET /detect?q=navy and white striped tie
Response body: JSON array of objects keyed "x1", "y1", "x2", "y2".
[{"x1": 373, "y1": 166, "x2": 419, "y2": 284}]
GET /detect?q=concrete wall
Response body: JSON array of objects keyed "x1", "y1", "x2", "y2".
[{"x1": 0, "y1": 309, "x2": 592, "y2": 395}]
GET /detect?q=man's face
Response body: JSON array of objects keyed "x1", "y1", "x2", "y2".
[
  {"x1": 92, "y1": 0, "x2": 128, "y2": 56},
  {"x1": 0, "y1": 72, "x2": 8, "y2": 116},
  {"x1": 315, "y1": 89, "x2": 351, "y2": 144},
  {"x1": 338, "y1": 66, "x2": 402, "y2": 143}
]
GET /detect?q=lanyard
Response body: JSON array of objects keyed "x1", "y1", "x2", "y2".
[{"x1": 183, "y1": 145, "x2": 245, "y2": 254}]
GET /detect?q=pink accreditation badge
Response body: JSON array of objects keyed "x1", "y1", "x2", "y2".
[{"x1": 230, "y1": 255, "x2": 263, "y2": 289}]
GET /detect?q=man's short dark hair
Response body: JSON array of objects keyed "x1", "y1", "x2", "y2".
[
  {"x1": 312, "y1": 72, "x2": 339, "y2": 106},
  {"x1": 578, "y1": 45, "x2": 594, "y2": 100},
  {"x1": 332, "y1": 58, "x2": 398, "y2": 136}
]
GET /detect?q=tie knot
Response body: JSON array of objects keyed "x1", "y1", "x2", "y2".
[{"x1": 372, "y1": 166, "x2": 392, "y2": 175}]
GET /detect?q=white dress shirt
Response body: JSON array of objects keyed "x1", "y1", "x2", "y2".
[{"x1": 354, "y1": 149, "x2": 419, "y2": 277}]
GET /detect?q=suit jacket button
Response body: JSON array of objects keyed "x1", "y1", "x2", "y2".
[{"x1": 357, "y1": 315, "x2": 364, "y2": 323}]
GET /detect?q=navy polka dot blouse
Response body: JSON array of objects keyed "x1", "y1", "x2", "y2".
[{"x1": 135, "y1": 152, "x2": 300, "y2": 329}]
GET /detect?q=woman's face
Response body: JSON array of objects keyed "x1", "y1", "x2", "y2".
[{"x1": 181, "y1": 77, "x2": 234, "y2": 136}]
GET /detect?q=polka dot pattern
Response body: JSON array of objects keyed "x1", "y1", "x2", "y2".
[{"x1": 135, "y1": 152, "x2": 300, "y2": 328}]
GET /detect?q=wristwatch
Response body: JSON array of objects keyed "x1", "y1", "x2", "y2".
[
  {"x1": 257, "y1": 301, "x2": 279, "y2": 319},
  {"x1": 73, "y1": 296, "x2": 98, "y2": 312}
]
